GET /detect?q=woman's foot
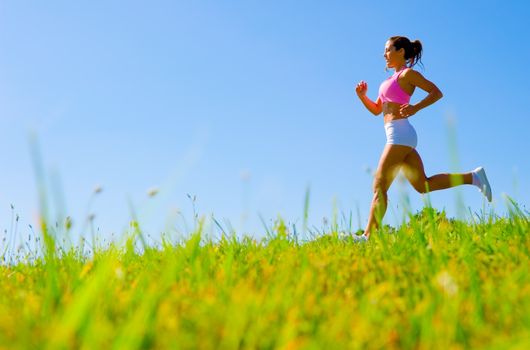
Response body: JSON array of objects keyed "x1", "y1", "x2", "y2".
[
  {"x1": 339, "y1": 230, "x2": 369, "y2": 242},
  {"x1": 353, "y1": 229, "x2": 369, "y2": 242},
  {"x1": 472, "y1": 167, "x2": 492, "y2": 202},
  {"x1": 353, "y1": 234, "x2": 369, "y2": 243}
]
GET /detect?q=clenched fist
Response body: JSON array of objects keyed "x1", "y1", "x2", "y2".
[{"x1": 356, "y1": 81, "x2": 368, "y2": 97}]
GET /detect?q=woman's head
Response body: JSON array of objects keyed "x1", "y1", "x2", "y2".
[{"x1": 384, "y1": 36, "x2": 423, "y2": 69}]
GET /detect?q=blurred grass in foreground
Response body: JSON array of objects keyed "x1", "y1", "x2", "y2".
[{"x1": 0, "y1": 205, "x2": 529, "y2": 349}]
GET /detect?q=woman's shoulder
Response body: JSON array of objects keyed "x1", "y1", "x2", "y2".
[
  {"x1": 401, "y1": 67, "x2": 424, "y2": 81},
  {"x1": 401, "y1": 67, "x2": 415, "y2": 75}
]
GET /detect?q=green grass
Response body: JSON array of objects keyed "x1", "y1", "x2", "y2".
[{"x1": 0, "y1": 206, "x2": 529, "y2": 349}]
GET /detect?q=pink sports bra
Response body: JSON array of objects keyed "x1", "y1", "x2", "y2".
[{"x1": 378, "y1": 68, "x2": 411, "y2": 104}]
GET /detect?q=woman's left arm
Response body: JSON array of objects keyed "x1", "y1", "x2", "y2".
[{"x1": 399, "y1": 70, "x2": 443, "y2": 117}]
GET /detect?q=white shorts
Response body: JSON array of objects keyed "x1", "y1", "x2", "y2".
[{"x1": 384, "y1": 119, "x2": 417, "y2": 148}]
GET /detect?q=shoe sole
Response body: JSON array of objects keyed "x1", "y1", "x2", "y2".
[{"x1": 475, "y1": 167, "x2": 492, "y2": 202}]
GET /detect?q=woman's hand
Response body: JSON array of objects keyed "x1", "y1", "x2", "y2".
[
  {"x1": 356, "y1": 81, "x2": 382, "y2": 115},
  {"x1": 399, "y1": 104, "x2": 418, "y2": 117},
  {"x1": 355, "y1": 81, "x2": 368, "y2": 98}
]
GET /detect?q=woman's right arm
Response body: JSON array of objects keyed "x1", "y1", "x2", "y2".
[{"x1": 356, "y1": 81, "x2": 382, "y2": 116}]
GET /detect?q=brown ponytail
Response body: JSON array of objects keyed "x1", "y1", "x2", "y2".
[{"x1": 389, "y1": 36, "x2": 423, "y2": 68}]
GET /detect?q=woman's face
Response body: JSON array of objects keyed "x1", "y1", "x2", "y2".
[{"x1": 383, "y1": 40, "x2": 404, "y2": 68}]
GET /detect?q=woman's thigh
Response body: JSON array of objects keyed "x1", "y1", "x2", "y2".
[
  {"x1": 402, "y1": 149, "x2": 428, "y2": 192},
  {"x1": 374, "y1": 144, "x2": 415, "y2": 192}
]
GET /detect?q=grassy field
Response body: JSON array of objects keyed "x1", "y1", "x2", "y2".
[{"x1": 1, "y1": 205, "x2": 529, "y2": 349}]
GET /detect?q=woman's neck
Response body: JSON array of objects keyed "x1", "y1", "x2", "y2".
[{"x1": 394, "y1": 63, "x2": 407, "y2": 73}]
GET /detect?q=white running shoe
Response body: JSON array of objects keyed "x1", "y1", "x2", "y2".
[
  {"x1": 473, "y1": 167, "x2": 492, "y2": 202},
  {"x1": 352, "y1": 234, "x2": 369, "y2": 243},
  {"x1": 339, "y1": 232, "x2": 369, "y2": 242}
]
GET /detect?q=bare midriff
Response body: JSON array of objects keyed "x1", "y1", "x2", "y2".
[{"x1": 383, "y1": 102, "x2": 409, "y2": 123}]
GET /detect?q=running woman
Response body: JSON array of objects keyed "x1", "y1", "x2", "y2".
[{"x1": 355, "y1": 36, "x2": 491, "y2": 241}]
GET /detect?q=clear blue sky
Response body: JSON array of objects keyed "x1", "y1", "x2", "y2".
[{"x1": 1, "y1": 1, "x2": 528, "y2": 243}]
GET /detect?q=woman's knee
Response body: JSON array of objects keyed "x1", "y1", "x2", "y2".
[
  {"x1": 372, "y1": 176, "x2": 388, "y2": 196},
  {"x1": 413, "y1": 184, "x2": 428, "y2": 194},
  {"x1": 411, "y1": 179, "x2": 429, "y2": 194}
]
